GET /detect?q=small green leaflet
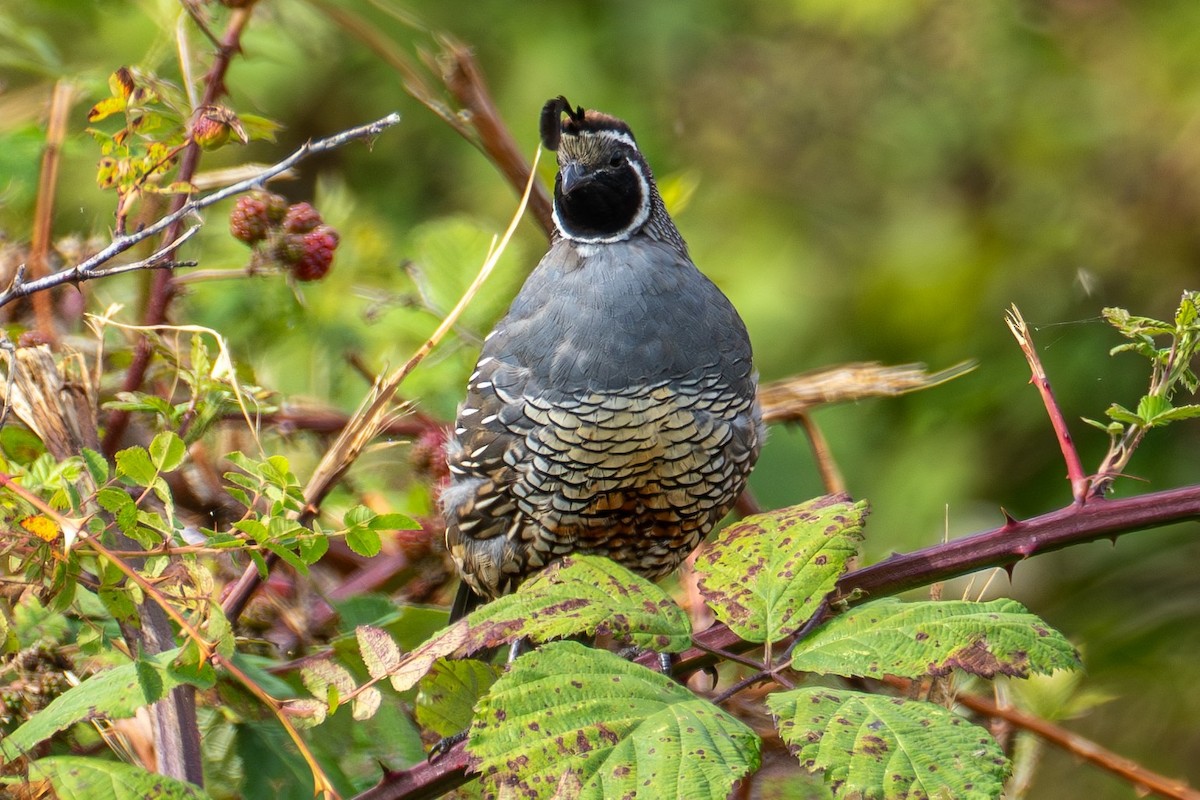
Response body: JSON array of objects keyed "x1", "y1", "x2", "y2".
[
  {"x1": 695, "y1": 495, "x2": 866, "y2": 643},
  {"x1": 767, "y1": 688, "x2": 1010, "y2": 800},
  {"x1": 469, "y1": 641, "x2": 760, "y2": 800},
  {"x1": 790, "y1": 598, "x2": 1082, "y2": 680}
]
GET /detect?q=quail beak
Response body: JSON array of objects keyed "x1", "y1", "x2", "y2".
[{"x1": 559, "y1": 162, "x2": 589, "y2": 195}]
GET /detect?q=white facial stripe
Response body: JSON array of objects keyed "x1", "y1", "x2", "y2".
[{"x1": 586, "y1": 129, "x2": 638, "y2": 151}]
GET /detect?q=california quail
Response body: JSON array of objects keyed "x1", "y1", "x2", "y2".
[{"x1": 442, "y1": 97, "x2": 763, "y2": 621}]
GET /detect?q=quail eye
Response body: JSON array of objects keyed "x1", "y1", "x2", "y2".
[{"x1": 608, "y1": 153, "x2": 623, "y2": 168}]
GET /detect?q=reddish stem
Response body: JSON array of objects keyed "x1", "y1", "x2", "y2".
[
  {"x1": 1006, "y1": 306, "x2": 1091, "y2": 503},
  {"x1": 102, "y1": 7, "x2": 255, "y2": 455}
]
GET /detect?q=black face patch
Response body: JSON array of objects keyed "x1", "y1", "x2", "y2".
[{"x1": 554, "y1": 158, "x2": 642, "y2": 239}]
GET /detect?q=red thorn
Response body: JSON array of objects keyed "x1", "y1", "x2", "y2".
[
  {"x1": 1002, "y1": 563, "x2": 1015, "y2": 581},
  {"x1": 1000, "y1": 507, "x2": 1020, "y2": 528}
]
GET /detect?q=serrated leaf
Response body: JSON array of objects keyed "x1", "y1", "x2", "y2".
[
  {"x1": 1105, "y1": 403, "x2": 1142, "y2": 425},
  {"x1": 0, "y1": 649, "x2": 196, "y2": 762},
  {"x1": 29, "y1": 755, "x2": 211, "y2": 799},
  {"x1": 263, "y1": 541, "x2": 308, "y2": 575},
  {"x1": 385, "y1": 556, "x2": 689, "y2": 693},
  {"x1": 695, "y1": 495, "x2": 866, "y2": 643},
  {"x1": 768, "y1": 688, "x2": 1010, "y2": 800},
  {"x1": 115, "y1": 446, "x2": 157, "y2": 487},
  {"x1": 415, "y1": 658, "x2": 502, "y2": 737},
  {"x1": 298, "y1": 533, "x2": 328, "y2": 565},
  {"x1": 149, "y1": 431, "x2": 186, "y2": 472},
  {"x1": 352, "y1": 686, "x2": 383, "y2": 721},
  {"x1": 368, "y1": 512, "x2": 420, "y2": 530},
  {"x1": 790, "y1": 598, "x2": 1081, "y2": 680},
  {"x1": 343, "y1": 505, "x2": 374, "y2": 526},
  {"x1": 357, "y1": 625, "x2": 403, "y2": 680},
  {"x1": 299, "y1": 654, "x2": 357, "y2": 710},
  {"x1": 87, "y1": 95, "x2": 126, "y2": 123},
  {"x1": 470, "y1": 641, "x2": 760, "y2": 800},
  {"x1": 1151, "y1": 403, "x2": 1200, "y2": 425},
  {"x1": 388, "y1": 620, "x2": 470, "y2": 692},
  {"x1": 471, "y1": 555, "x2": 692, "y2": 652},
  {"x1": 81, "y1": 448, "x2": 109, "y2": 483},
  {"x1": 238, "y1": 113, "x2": 283, "y2": 142},
  {"x1": 345, "y1": 526, "x2": 382, "y2": 557}
]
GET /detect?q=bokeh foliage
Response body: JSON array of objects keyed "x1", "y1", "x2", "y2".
[{"x1": 2, "y1": 1, "x2": 1199, "y2": 796}]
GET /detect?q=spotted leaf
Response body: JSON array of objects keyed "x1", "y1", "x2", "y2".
[
  {"x1": 695, "y1": 495, "x2": 866, "y2": 643},
  {"x1": 469, "y1": 641, "x2": 760, "y2": 800},
  {"x1": 790, "y1": 598, "x2": 1081, "y2": 680},
  {"x1": 768, "y1": 688, "x2": 1010, "y2": 800}
]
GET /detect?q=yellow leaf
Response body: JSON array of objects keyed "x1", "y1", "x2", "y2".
[{"x1": 20, "y1": 515, "x2": 59, "y2": 543}]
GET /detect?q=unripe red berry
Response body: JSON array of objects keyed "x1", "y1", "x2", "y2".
[
  {"x1": 283, "y1": 202, "x2": 323, "y2": 234},
  {"x1": 230, "y1": 194, "x2": 271, "y2": 245},
  {"x1": 290, "y1": 225, "x2": 339, "y2": 282}
]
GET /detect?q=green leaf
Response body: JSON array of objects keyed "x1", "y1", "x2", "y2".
[
  {"x1": 695, "y1": 495, "x2": 866, "y2": 643},
  {"x1": 1080, "y1": 416, "x2": 1123, "y2": 435},
  {"x1": 469, "y1": 641, "x2": 760, "y2": 800},
  {"x1": 1136, "y1": 394, "x2": 1171, "y2": 424},
  {"x1": 263, "y1": 541, "x2": 309, "y2": 575},
  {"x1": 238, "y1": 113, "x2": 283, "y2": 142},
  {"x1": 81, "y1": 448, "x2": 109, "y2": 484},
  {"x1": 471, "y1": 554, "x2": 692, "y2": 652},
  {"x1": 0, "y1": 649, "x2": 196, "y2": 761},
  {"x1": 368, "y1": 512, "x2": 419, "y2": 530},
  {"x1": 28, "y1": 755, "x2": 211, "y2": 799},
  {"x1": 1155, "y1": 403, "x2": 1200, "y2": 423},
  {"x1": 149, "y1": 431, "x2": 186, "y2": 472},
  {"x1": 1104, "y1": 403, "x2": 1142, "y2": 426},
  {"x1": 96, "y1": 487, "x2": 137, "y2": 534},
  {"x1": 790, "y1": 598, "x2": 1081, "y2": 680},
  {"x1": 415, "y1": 658, "x2": 501, "y2": 737},
  {"x1": 767, "y1": 688, "x2": 1010, "y2": 800},
  {"x1": 345, "y1": 525, "x2": 382, "y2": 557},
  {"x1": 115, "y1": 446, "x2": 157, "y2": 487},
  {"x1": 298, "y1": 532, "x2": 329, "y2": 565}
]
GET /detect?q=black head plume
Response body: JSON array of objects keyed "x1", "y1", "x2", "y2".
[{"x1": 540, "y1": 96, "x2": 585, "y2": 151}]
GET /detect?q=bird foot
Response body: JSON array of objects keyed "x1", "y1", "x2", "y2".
[{"x1": 428, "y1": 730, "x2": 467, "y2": 763}]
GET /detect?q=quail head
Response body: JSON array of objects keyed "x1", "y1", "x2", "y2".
[{"x1": 442, "y1": 97, "x2": 763, "y2": 621}]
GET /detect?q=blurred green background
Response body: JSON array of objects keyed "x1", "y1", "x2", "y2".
[{"x1": 3, "y1": 1, "x2": 1199, "y2": 796}]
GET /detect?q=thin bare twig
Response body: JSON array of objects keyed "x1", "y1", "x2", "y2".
[
  {"x1": 0, "y1": 226, "x2": 202, "y2": 307},
  {"x1": 1006, "y1": 305, "x2": 1090, "y2": 503},
  {"x1": 797, "y1": 412, "x2": 845, "y2": 495}
]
